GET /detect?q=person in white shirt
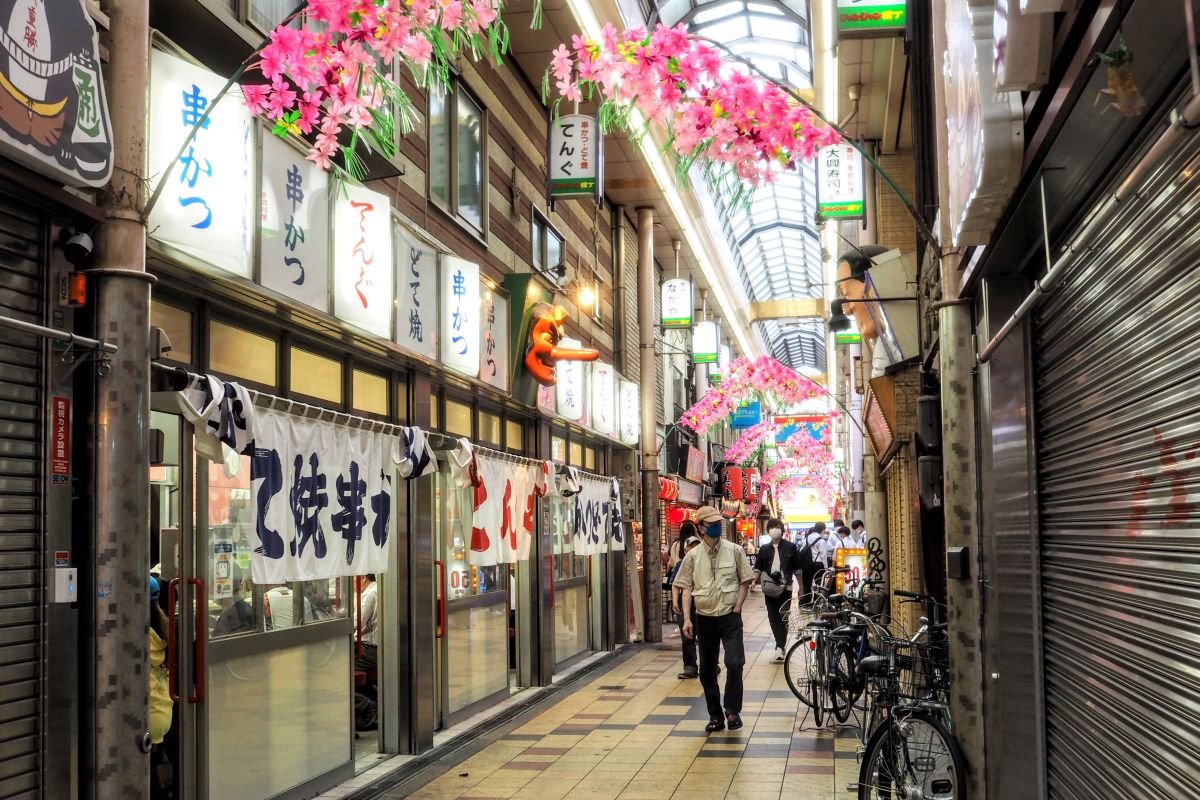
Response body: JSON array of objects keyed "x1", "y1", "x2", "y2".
[
  {"x1": 798, "y1": 523, "x2": 826, "y2": 604},
  {"x1": 355, "y1": 575, "x2": 379, "y2": 731},
  {"x1": 848, "y1": 520, "x2": 868, "y2": 549}
]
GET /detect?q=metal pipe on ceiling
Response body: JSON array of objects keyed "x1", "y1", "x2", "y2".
[{"x1": 976, "y1": 89, "x2": 1200, "y2": 364}]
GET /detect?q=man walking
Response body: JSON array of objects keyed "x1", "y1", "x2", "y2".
[
  {"x1": 754, "y1": 518, "x2": 803, "y2": 662},
  {"x1": 676, "y1": 506, "x2": 754, "y2": 732}
]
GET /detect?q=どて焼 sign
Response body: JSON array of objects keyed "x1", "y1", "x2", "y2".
[
  {"x1": 0, "y1": 0, "x2": 113, "y2": 186},
  {"x1": 548, "y1": 114, "x2": 601, "y2": 199}
]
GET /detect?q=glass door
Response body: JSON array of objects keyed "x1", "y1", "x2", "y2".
[
  {"x1": 549, "y1": 494, "x2": 590, "y2": 666},
  {"x1": 433, "y1": 467, "x2": 511, "y2": 729}
]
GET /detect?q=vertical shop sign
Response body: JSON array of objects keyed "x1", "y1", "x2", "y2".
[
  {"x1": 0, "y1": 0, "x2": 112, "y2": 187},
  {"x1": 548, "y1": 114, "x2": 601, "y2": 198},
  {"x1": 537, "y1": 384, "x2": 557, "y2": 416},
  {"x1": 332, "y1": 183, "x2": 393, "y2": 337},
  {"x1": 260, "y1": 135, "x2": 329, "y2": 310},
  {"x1": 394, "y1": 222, "x2": 438, "y2": 360},
  {"x1": 556, "y1": 337, "x2": 585, "y2": 421},
  {"x1": 619, "y1": 380, "x2": 640, "y2": 445},
  {"x1": 660, "y1": 278, "x2": 693, "y2": 328},
  {"x1": 148, "y1": 49, "x2": 255, "y2": 278},
  {"x1": 692, "y1": 320, "x2": 720, "y2": 363},
  {"x1": 816, "y1": 144, "x2": 865, "y2": 219},
  {"x1": 440, "y1": 256, "x2": 481, "y2": 378},
  {"x1": 480, "y1": 289, "x2": 509, "y2": 391},
  {"x1": 51, "y1": 396, "x2": 70, "y2": 481},
  {"x1": 590, "y1": 361, "x2": 615, "y2": 435}
]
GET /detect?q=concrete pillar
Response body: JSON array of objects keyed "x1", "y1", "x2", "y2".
[
  {"x1": 939, "y1": 251, "x2": 986, "y2": 797},
  {"x1": 88, "y1": 1, "x2": 152, "y2": 797},
  {"x1": 636, "y1": 207, "x2": 662, "y2": 643}
]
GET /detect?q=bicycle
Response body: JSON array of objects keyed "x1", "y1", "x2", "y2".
[{"x1": 853, "y1": 591, "x2": 964, "y2": 800}]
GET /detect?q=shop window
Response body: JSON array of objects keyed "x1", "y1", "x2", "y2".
[
  {"x1": 428, "y1": 81, "x2": 486, "y2": 234},
  {"x1": 569, "y1": 440, "x2": 583, "y2": 467},
  {"x1": 430, "y1": 392, "x2": 441, "y2": 429},
  {"x1": 479, "y1": 410, "x2": 501, "y2": 446},
  {"x1": 352, "y1": 369, "x2": 388, "y2": 415},
  {"x1": 551, "y1": 435, "x2": 566, "y2": 463},
  {"x1": 151, "y1": 300, "x2": 193, "y2": 364},
  {"x1": 209, "y1": 320, "x2": 277, "y2": 388},
  {"x1": 506, "y1": 420, "x2": 523, "y2": 453},
  {"x1": 445, "y1": 398, "x2": 472, "y2": 437},
  {"x1": 584, "y1": 446, "x2": 596, "y2": 471},
  {"x1": 290, "y1": 347, "x2": 343, "y2": 404},
  {"x1": 531, "y1": 211, "x2": 564, "y2": 277},
  {"x1": 202, "y1": 453, "x2": 347, "y2": 640},
  {"x1": 395, "y1": 378, "x2": 409, "y2": 422}
]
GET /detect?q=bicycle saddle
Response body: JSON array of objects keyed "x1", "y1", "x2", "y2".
[
  {"x1": 833, "y1": 624, "x2": 866, "y2": 637},
  {"x1": 856, "y1": 655, "x2": 888, "y2": 676},
  {"x1": 806, "y1": 620, "x2": 834, "y2": 629}
]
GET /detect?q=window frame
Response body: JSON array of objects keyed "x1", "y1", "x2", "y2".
[
  {"x1": 531, "y1": 209, "x2": 565, "y2": 281},
  {"x1": 428, "y1": 78, "x2": 489, "y2": 238}
]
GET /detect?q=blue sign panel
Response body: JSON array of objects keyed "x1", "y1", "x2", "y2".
[{"x1": 731, "y1": 401, "x2": 762, "y2": 430}]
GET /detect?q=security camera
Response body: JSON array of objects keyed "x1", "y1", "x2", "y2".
[{"x1": 64, "y1": 232, "x2": 93, "y2": 267}]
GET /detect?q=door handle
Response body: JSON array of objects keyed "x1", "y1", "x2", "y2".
[
  {"x1": 166, "y1": 578, "x2": 180, "y2": 703},
  {"x1": 435, "y1": 560, "x2": 446, "y2": 639},
  {"x1": 587, "y1": 559, "x2": 593, "y2": 599},
  {"x1": 188, "y1": 577, "x2": 205, "y2": 703}
]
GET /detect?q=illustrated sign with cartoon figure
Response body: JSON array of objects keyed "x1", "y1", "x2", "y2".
[
  {"x1": 524, "y1": 303, "x2": 599, "y2": 385},
  {"x1": 0, "y1": 0, "x2": 112, "y2": 186}
]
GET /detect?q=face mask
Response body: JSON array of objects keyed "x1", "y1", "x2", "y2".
[
  {"x1": 705, "y1": 522, "x2": 723, "y2": 540},
  {"x1": 768, "y1": 529, "x2": 782, "y2": 541}
]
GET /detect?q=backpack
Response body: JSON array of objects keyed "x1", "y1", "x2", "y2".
[{"x1": 794, "y1": 532, "x2": 818, "y2": 573}]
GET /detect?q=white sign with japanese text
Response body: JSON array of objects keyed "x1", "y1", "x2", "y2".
[
  {"x1": 148, "y1": 49, "x2": 255, "y2": 277},
  {"x1": 556, "y1": 337, "x2": 585, "y2": 421},
  {"x1": 692, "y1": 320, "x2": 720, "y2": 364},
  {"x1": 480, "y1": 289, "x2": 509, "y2": 391},
  {"x1": 440, "y1": 256, "x2": 481, "y2": 378},
  {"x1": 660, "y1": 278, "x2": 693, "y2": 328},
  {"x1": 619, "y1": 380, "x2": 639, "y2": 446},
  {"x1": 549, "y1": 114, "x2": 600, "y2": 198},
  {"x1": 590, "y1": 361, "x2": 615, "y2": 435},
  {"x1": 260, "y1": 135, "x2": 329, "y2": 311},
  {"x1": 249, "y1": 407, "x2": 394, "y2": 582},
  {"x1": 816, "y1": 144, "x2": 865, "y2": 219},
  {"x1": 332, "y1": 183, "x2": 393, "y2": 338},
  {"x1": 394, "y1": 223, "x2": 438, "y2": 360}
]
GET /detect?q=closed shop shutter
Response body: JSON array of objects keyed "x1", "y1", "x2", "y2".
[
  {"x1": 0, "y1": 194, "x2": 46, "y2": 798},
  {"x1": 1032, "y1": 128, "x2": 1200, "y2": 798}
]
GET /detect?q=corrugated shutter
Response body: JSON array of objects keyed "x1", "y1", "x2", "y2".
[
  {"x1": 0, "y1": 194, "x2": 45, "y2": 798},
  {"x1": 1032, "y1": 126, "x2": 1200, "y2": 799}
]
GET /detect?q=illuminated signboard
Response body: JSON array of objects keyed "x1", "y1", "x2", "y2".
[{"x1": 837, "y1": 0, "x2": 906, "y2": 33}]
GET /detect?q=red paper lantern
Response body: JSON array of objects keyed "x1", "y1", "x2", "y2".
[{"x1": 667, "y1": 506, "x2": 687, "y2": 525}]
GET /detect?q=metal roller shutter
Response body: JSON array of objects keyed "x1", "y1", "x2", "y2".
[
  {"x1": 0, "y1": 194, "x2": 45, "y2": 798},
  {"x1": 1032, "y1": 126, "x2": 1200, "y2": 799}
]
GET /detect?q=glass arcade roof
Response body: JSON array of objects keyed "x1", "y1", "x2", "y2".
[{"x1": 653, "y1": 0, "x2": 825, "y2": 372}]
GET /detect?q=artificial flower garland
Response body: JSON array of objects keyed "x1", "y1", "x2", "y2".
[
  {"x1": 681, "y1": 355, "x2": 826, "y2": 434},
  {"x1": 242, "y1": 0, "x2": 511, "y2": 178},
  {"x1": 547, "y1": 23, "x2": 840, "y2": 194}
]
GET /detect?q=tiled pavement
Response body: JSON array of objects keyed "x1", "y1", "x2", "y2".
[{"x1": 392, "y1": 593, "x2": 860, "y2": 800}]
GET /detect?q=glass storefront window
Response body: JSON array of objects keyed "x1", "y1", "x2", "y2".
[
  {"x1": 209, "y1": 320, "x2": 277, "y2": 387},
  {"x1": 436, "y1": 469, "x2": 504, "y2": 601},
  {"x1": 151, "y1": 300, "x2": 192, "y2": 363},
  {"x1": 549, "y1": 494, "x2": 587, "y2": 580},
  {"x1": 568, "y1": 440, "x2": 583, "y2": 466},
  {"x1": 430, "y1": 392, "x2": 440, "y2": 429},
  {"x1": 551, "y1": 435, "x2": 566, "y2": 463},
  {"x1": 396, "y1": 378, "x2": 409, "y2": 421},
  {"x1": 584, "y1": 446, "x2": 596, "y2": 471},
  {"x1": 445, "y1": 399, "x2": 472, "y2": 437},
  {"x1": 290, "y1": 347, "x2": 343, "y2": 403},
  {"x1": 479, "y1": 411, "x2": 501, "y2": 446},
  {"x1": 203, "y1": 453, "x2": 346, "y2": 638},
  {"x1": 353, "y1": 369, "x2": 388, "y2": 415},
  {"x1": 506, "y1": 420, "x2": 523, "y2": 453}
]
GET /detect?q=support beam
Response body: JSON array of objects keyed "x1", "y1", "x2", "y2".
[
  {"x1": 637, "y1": 207, "x2": 662, "y2": 643},
  {"x1": 88, "y1": 1, "x2": 153, "y2": 797},
  {"x1": 747, "y1": 298, "x2": 828, "y2": 321}
]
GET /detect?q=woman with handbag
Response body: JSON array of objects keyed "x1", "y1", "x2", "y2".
[{"x1": 754, "y1": 518, "x2": 803, "y2": 662}]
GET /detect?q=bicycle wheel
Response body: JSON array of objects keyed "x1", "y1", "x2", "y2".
[
  {"x1": 857, "y1": 711, "x2": 966, "y2": 800},
  {"x1": 783, "y1": 635, "x2": 816, "y2": 705},
  {"x1": 829, "y1": 643, "x2": 856, "y2": 723},
  {"x1": 809, "y1": 634, "x2": 827, "y2": 727}
]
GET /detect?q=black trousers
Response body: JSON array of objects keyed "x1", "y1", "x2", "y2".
[
  {"x1": 763, "y1": 590, "x2": 791, "y2": 650},
  {"x1": 677, "y1": 605, "x2": 697, "y2": 669},
  {"x1": 695, "y1": 612, "x2": 746, "y2": 719}
]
